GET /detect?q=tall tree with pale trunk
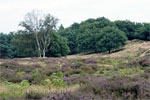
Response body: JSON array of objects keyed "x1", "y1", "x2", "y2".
[{"x1": 20, "y1": 10, "x2": 58, "y2": 57}]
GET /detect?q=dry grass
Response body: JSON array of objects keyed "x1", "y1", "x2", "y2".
[
  {"x1": 25, "y1": 84, "x2": 80, "y2": 94},
  {"x1": 67, "y1": 40, "x2": 150, "y2": 59},
  {"x1": 0, "y1": 83, "x2": 80, "y2": 98},
  {"x1": 0, "y1": 84, "x2": 6, "y2": 92},
  {"x1": 18, "y1": 61, "x2": 47, "y2": 67},
  {"x1": 0, "y1": 62, "x2": 2, "y2": 65}
]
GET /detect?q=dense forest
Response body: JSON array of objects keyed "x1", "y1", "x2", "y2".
[{"x1": 1, "y1": 11, "x2": 150, "y2": 59}]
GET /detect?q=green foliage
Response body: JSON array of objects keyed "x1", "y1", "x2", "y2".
[
  {"x1": 102, "y1": 66, "x2": 144, "y2": 76},
  {"x1": 11, "y1": 31, "x2": 70, "y2": 58},
  {"x1": 96, "y1": 27, "x2": 127, "y2": 53},
  {"x1": 11, "y1": 31, "x2": 38, "y2": 57},
  {"x1": 0, "y1": 33, "x2": 16, "y2": 59},
  {"x1": 0, "y1": 80, "x2": 30, "y2": 99},
  {"x1": 31, "y1": 69, "x2": 44, "y2": 84},
  {"x1": 1, "y1": 16, "x2": 150, "y2": 59},
  {"x1": 60, "y1": 17, "x2": 128, "y2": 54},
  {"x1": 44, "y1": 72, "x2": 67, "y2": 87},
  {"x1": 114, "y1": 20, "x2": 143, "y2": 40},
  {"x1": 49, "y1": 72, "x2": 67, "y2": 87},
  {"x1": 46, "y1": 32, "x2": 70, "y2": 57},
  {"x1": 59, "y1": 23, "x2": 80, "y2": 54},
  {"x1": 136, "y1": 23, "x2": 150, "y2": 41},
  {"x1": 20, "y1": 80, "x2": 30, "y2": 87},
  {"x1": 77, "y1": 17, "x2": 115, "y2": 53}
]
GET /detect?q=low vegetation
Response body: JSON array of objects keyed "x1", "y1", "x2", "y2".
[{"x1": 0, "y1": 52, "x2": 150, "y2": 99}]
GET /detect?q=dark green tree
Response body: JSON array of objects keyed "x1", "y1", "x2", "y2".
[
  {"x1": 11, "y1": 31, "x2": 38, "y2": 57},
  {"x1": 114, "y1": 20, "x2": 140, "y2": 40},
  {"x1": 46, "y1": 32, "x2": 70, "y2": 57},
  {"x1": 12, "y1": 31, "x2": 70, "y2": 58},
  {"x1": 59, "y1": 23, "x2": 80, "y2": 54},
  {"x1": 0, "y1": 33, "x2": 16, "y2": 59},
  {"x1": 136, "y1": 23, "x2": 150, "y2": 41},
  {"x1": 77, "y1": 17, "x2": 115, "y2": 53},
  {"x1": 96, "y1": 27, "x2": 127, "y2": 53}
]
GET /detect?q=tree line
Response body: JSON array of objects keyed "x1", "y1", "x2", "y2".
[
  {"x1": 0, "y1": 11, "x2": 150, "y2": 59},
  {"x1": 59, "y1": 17, "x2": 150, "y2": 54}
]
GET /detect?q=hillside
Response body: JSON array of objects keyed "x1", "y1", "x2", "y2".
[
  {"x1": 67, "y1": 39, "x2": 150, "y2": 59},
  {"x1": 0, "y1": 40, "x2": 150, "y2": 100}
]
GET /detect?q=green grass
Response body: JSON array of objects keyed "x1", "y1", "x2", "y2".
[{"x1": 102, "y1": 66, "x2": 144, "y2": 76}]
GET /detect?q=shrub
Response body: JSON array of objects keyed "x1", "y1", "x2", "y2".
[
  {"x1": 80, "y1": 75, "x2": 150, "y2": 99},
  {"x1": 44, "y1": 92, "x2": 99, "y2": 100},
  {"x1": 25, "y1": 92, "x2": 44, "y2": 100},
  {"x1": 31, "y1": 69, "x2": 44, "y2": 84},
  {"x1": 49, "y1": 72, "x2": 67, "y2": 87}
]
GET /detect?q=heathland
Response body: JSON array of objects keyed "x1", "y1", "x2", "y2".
[{"x1": 0, "y1": 40, "x2": 150, "y2": 100}]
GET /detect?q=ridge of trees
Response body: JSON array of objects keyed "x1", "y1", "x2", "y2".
[
  {"x1": 1, "y1": 13, "x2": 150, "y2": 59},
  {"x1": 59, "y1": 17, "x2": 150, "y2": 54}
]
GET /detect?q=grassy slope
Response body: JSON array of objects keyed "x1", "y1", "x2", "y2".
[{"x1": 67, "y1": 39, "x2": 150, "y2": 59}]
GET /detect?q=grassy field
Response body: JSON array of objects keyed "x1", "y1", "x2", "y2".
[{"x1": 0, "y1": 40, "x2": 150, "y2": 100}]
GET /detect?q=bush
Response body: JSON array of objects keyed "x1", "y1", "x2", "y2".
[
  {"x1": 25, "y1": 92, "x2": 43, "y2": 100},
  {"x1": 80, "y1": 64, "x2": 98, "y2": 74},
  {"x1": 80, "y1": 75, "x2": 150, "y2": 99},
  {"x1": 49, "y1": 72, "x2": 67, "y2": 87},
  {"x1": 44, "y1": 92, "x2": 99, "y2": 100}
]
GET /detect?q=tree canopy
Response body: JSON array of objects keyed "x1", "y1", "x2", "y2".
[
  {"x1": 96, "y1": 27, "x2": 127, "y2": 53},
  {"x1": 1, "y1": 15, "x2": 150, "y2": 59}
]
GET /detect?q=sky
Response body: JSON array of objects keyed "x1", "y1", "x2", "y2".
[{"x1": 0, "y1": 0, "x2": 150, "y2": 33}]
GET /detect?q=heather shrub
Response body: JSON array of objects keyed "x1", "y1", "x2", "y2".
[
  {"x1": 23, "y1": 74, "x2": 32, "y2": 81},
  {"x1": 64, "y1": 75, "x2": 97, "y2": 85},
  {"x1": 44, "y1": 92, "x2": 99, "y2": 100},
  {"x1": 136, "y1": 72, "x2": 150, "y2": 80},
  {"x1": 61, "y1": 64, "x2": 72, "y2": 72},
  {"x1": 0, "y1": 68, "x2": 19, "y2": 82},
  {"x1": 80, "y1": 64, "x2": 98, "y2": 74},
  {"x1": 144, "y1": 67, "x2": 150, "y2": 73},
  {"x1": 25, "y1": 92, "x2": 44, "y2": 100},
  {"x1": 41, "y1": 65, "x2": 61, "y2": 76},
  {"x1": 0, "y1": 61, "x2": 43, "y2": 83},
  {"x1": 1, "y1": 61, "x2": 20, "y2": 69},
  {"x1": 1, "y1": 61, "x2": 41, "y2": 72},
  {"x1": 1, "y1": 56, "x2": 150, "y2": 100},
  {"x1": 139, "y1": 56, "x2": 150, "y2": 67},
  {"x1": 63, "y1": 69, "x2": 83, "y2": 77},
  {"x1": 85, "y1": 58, "x2": 98, "y2": 64},
  {"x1": 129, "y1": 55, "x2": 150, "y2": 67},
  {"x1": 71, "y1": 62, "x2": 83, "y2": 69},
  {"x1": 80, "y1": 75, "x2": 150, "y2": 99}
]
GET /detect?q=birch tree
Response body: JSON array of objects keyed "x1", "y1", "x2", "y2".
[
  {"x1": 20, "y1": 10, "x2": 58, "y2": 57},
  {"x1": 40, "y1": 14, "x2": 58, "y2": 57}
]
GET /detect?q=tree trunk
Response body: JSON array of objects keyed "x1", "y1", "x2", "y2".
[
  {"x1": 43, "y1": 49, "x2": 46, "y2": 58},
  {"x1": 109, "y1": 49, "x2": 111, "y2": 54},
  {"x1": 35, "y1": 33, "x2": 41, "y2": 57}
]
